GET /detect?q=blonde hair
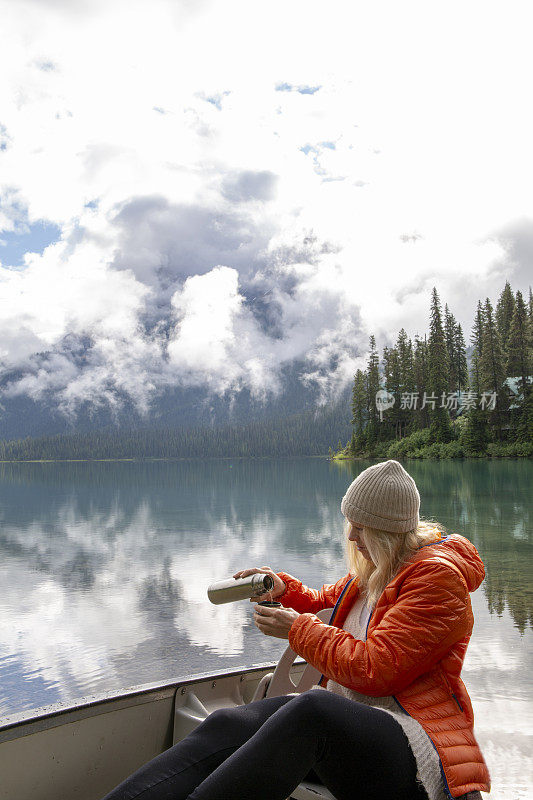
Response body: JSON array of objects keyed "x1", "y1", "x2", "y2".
[{"x1": 343, "y1": 518, "x2": 445, "y2": 607}]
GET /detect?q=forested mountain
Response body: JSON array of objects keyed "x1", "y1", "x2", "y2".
[
  {"x1": 0, "y1": 359, "x2": 342, "y2": 440},
  {"x1": 0, "y1": 404, "x2": 351, "y2": 460}
]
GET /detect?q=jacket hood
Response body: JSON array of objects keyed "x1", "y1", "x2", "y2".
[{"x1": 412, "y1": 531, "x2": 486, "y2": 593}]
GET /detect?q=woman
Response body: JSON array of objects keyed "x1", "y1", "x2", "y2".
[{"x1": 102, "y1": 459, "x2": 490, "y2": 800}]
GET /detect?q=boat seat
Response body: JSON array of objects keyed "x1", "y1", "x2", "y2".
[
  {"x1": 251, "y1": 607, "x2": 333, "y2": 701},
  {"x1": 250, "y1": 608, "x2": 337, "y2": 800}
]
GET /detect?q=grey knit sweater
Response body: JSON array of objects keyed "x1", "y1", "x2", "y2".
[{"x1": 316, "y1": 594, "x2": 449, "y2": 800}]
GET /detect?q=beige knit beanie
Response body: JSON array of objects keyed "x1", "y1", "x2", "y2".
[{"x1": 340, "y1": 460, "x2": 420, "y2": 534}]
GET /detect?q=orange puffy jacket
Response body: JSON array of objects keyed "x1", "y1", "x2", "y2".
[{"x1": 277, "y1": 532, "x2": 491, "y2": 799}]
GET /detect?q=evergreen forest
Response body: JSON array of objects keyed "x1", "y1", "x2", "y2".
[
  {"x1": 338, "y1": 282, "x2": 533, "y2": 460},
  {"x1": 0, "y1": 406, "x2": 351, "y2": 461}
]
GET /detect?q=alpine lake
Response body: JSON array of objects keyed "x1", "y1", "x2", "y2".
[{"x1": 0, "y1": 457, "x2": 531, "y2": 799}]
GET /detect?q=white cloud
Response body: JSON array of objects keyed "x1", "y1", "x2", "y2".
[
  {"x1": 168, "y1": 266, "x2": 274, "y2": 396},
  {"x1": 0, "y1": 0, "x2": 532, "y2": 416}
]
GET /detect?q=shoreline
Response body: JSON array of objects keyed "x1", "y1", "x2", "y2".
[
  {"x1": 0, "y1": 453, "x2": 530, "y2": 463},
  {"x1": 0, "y1": 455, "x2": 331, "y2": 464}
]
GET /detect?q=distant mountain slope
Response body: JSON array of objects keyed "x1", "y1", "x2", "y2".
[
  {"x1": 0, "y1": 359, "x2": 350, "y2": 441},
  {"x1": 0, "y1": 402, "x2": 352, "y2": 460}
]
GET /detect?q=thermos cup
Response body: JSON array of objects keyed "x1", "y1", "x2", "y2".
[{"x1": 207, "y1": 573, "x2": 274, "y2": 605}]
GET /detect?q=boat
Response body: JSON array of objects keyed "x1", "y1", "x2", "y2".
[{"x1": 0, "y1": 610, "x2": 335, "y2": 800}]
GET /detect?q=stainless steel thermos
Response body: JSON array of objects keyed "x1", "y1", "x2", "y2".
[{"x1": 207, "y1": 573, "x2": 274, "y2": 605}]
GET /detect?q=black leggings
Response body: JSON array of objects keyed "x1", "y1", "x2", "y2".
[{"x1": 101, "y1": 689, "x2": 429, "y2": 800}]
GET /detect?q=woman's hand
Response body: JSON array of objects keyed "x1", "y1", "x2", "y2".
[
  {"x1": 233, "y1": 566, "x2": 287, "y2": 601},
  {"x1": 253, "y1": 604, "x2": 301, "y2": 640}
]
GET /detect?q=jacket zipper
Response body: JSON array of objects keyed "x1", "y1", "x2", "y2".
[
  {"x1": 327, "y1": 576, "x2": 355, "y2": 626},
  {"x1": 364, "y1": 603, "x2": 373, "y2": 638},
  {"x1": 452, "y1": 693, "x2": 464, "y2": 712},
  {"x1": 393, "y1": 694, "x2": 454, "y2": 800}
]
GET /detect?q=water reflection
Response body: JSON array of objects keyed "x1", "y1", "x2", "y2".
[
  {"x1": 0, "y1": 460, "x2": 349, "y2": 717},
  {"x1": 0, "y1": 458, "x2": 531, "y2": 799}
]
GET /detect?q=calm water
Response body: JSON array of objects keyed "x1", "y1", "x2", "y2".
[{"x1": 0, "y1": 458, "x2": 531, "y2": 798}]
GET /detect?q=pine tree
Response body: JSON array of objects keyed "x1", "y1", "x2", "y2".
[
  {"x1": 527, "y1": 286, "x2": 533, "y2": 376},
  {"x1": 427, "y1": 288, "x2": 453, "y2": 442},
  {"x1": 454, "y1": 323, "x2": 469, "y2": 392},
  {"x1": 516, "y1": 390, "x2": 533, "y2": 442},
  {"x1": 382, "y1": 345, "x2": 401, "y2": 438},
  {"x1": 495, "y1": 281, "x2": 515, "y2": 370},
  {"x1": 351, "y1": 369, "x2": 367, "y2": 453},
  {"x1": 469, "y1": 300, "x2": 485, "y2": 394},
  {"x1": 506, "y1": 290, "x2": 531, "y2": 440},
  {"x1": 462, "y1": 405, "x2": 491, "y2": 454},
  {"x1": 413, "y1": 335, "x2": 430, "y2": 429},
  {"x1": 366, "y1": 335, "x2": 381, "y2": 447},
  {"x1": 507, "y1": 290, "x2": 530, "y2": 394},
  {"x1": 462, "y1": 302, "x2": 490, "y2": 453},
  {"x1": 443, "y1": 304, "x2": 467, "y2": 413},
  {"x1": 480, "y1": 298, "x2": 507, "y2": 439},
  {"x1": 397, "y1": 328, "x2": 415, "y2": 436},
  {"x1": 444, "y1": 304, "x2": 458, "y2": 392}
]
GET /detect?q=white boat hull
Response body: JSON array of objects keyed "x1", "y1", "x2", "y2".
[{"x1": 0, "y1": 660, "x2": 309, "y2": 800}]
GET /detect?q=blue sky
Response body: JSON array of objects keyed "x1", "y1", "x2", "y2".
[{"x1": 0, "y1": 219, "x2": 61, "y2": 268}]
